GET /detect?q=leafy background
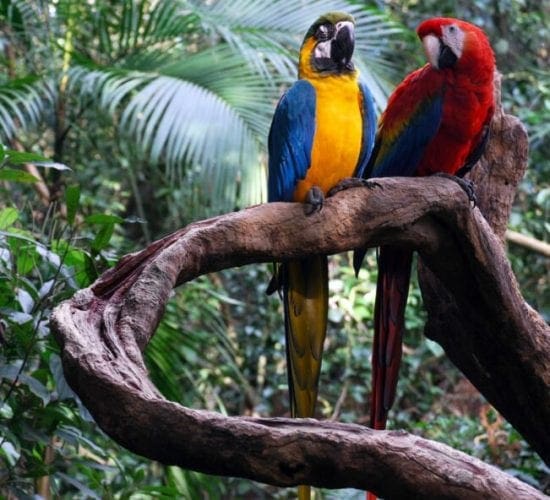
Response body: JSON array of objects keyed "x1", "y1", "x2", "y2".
[{"x1": 0, "y1": 0, "x2": 548, "y2": 497}]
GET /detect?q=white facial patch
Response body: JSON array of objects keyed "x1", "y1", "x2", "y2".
[
  {"x1": 422, "y1": 34, "x2": 441, "y2": 69},
  {"x1": 441, "y1": 24, "x2": 465, "y2": 60},
  {"x1": 314, "y1": 40, "x2": 332, "y2": 60}
]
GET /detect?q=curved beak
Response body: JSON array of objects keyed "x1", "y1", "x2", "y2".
[
  {"x1": 422, "y1": 34, "x2": 457, "y2": 70},
  {"x1": 438, "y1": 44, "x2": 457, "y2": 69},
  {"x1": 331, "y1": 21, "x2": 355, "y2": 68},
  {"x1": 422, "y1": 34, "x2": 441, "y2": 68}
]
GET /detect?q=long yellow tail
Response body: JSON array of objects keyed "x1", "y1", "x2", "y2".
[
  {"x1": 298, "y1": 485, "x2": 311, "y2": 500},
  {"x1": 284, "y1": 256, "x2": 328, "y2": 499}
]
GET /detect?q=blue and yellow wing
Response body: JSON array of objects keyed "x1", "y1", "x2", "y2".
[
  {"x1": 268, "y1": 80, "x2": 316, "y2": 203},
  {"x1": 267, "y1": 79, "x2": 326, "y2": 421}
]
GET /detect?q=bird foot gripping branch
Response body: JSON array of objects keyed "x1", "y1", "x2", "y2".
[
  {"x1": 304, "y1": 186, "x2": 325, "y2": 215},
  {"x1": 326, "y1": 177, "x2": 382, "y2": 198},
  {"x1": 432, "y1": 172, "x2": 478, "y2": 206}
]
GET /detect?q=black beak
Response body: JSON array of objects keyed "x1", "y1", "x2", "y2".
[
  {"x1": 331, "y1": 24, "x2": 355, "y2": 68},
  {"x1": 438, "y1": 43, "x2": 457, "y2": 69}
]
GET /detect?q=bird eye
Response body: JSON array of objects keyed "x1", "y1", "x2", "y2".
[
  {"x1": 315, "y1": 24, "x2": 333, "y2": 41},
  {"x1": 448, "y1": 25, "x2": 457, "y2": 33}
]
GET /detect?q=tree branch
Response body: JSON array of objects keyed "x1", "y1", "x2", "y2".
[
  {"x1": 51, "y1": 96, "x2": 550, "y2": 496},
  {"x1": 51, "y1": 177, "x2": 549, "y2": 498},
  {"x1": 506, "y1": 229, "x2": 550, "y2": 257},
  {"x1": 417, "y1": 93, "x2": 550, "y2": 468}
]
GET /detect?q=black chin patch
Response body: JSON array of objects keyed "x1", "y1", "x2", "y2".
[
  {"x1": 312, "y1": 56, "x2": 338, "y2": 73},
  {"x1": 438, "y1": 44, "x2": 457, "y2": 69},
  {"x1": 312, "y1": 57, "x2": 354, "y2": 73}
]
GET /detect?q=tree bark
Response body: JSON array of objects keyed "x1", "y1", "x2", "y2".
[{"x1": 51, "y1": 98, "x2": 550, "y2": 496}]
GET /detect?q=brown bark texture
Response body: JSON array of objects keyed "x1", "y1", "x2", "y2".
[{"x1": 51, "y1": 98, "x2": 550, "y2": 497}]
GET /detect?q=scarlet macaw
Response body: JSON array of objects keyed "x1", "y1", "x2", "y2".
[
  {"x1": 268, "y1": 11, "x2": 376, "y2": 499},
  {"x1": 353, "y1": 17, "x2": 495, "y2": 499}
]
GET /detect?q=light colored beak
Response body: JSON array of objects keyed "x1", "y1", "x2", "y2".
[
  {"x1": 335, "y1": 20, "x2": 355, "y2": 35},
  {"x1": 422, "y1": 34, "x2": 441, "y2": 69}
]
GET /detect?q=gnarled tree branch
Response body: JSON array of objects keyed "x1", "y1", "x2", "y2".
[{"x1": 51, "y1": 102, "x2": 550, "y2": 497}]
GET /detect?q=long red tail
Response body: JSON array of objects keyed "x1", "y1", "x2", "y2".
[
  {"x1": 371, "y1": 245, "x2": 412, "y2": 429},
  {"x1": 367, "y1": 246, "x2": 412, "y2": 499}
]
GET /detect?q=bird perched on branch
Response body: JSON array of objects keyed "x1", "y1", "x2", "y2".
[
  {"x1": 353, "y1": 17, "x2": 495, "y2": 500},
  {"x1": 267, "y1": 11, "x2": 376, "y2": 500}
]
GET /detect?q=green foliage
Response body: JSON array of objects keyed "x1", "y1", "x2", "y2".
[
  {"x1": 1, "y1": 0, "x2": 548, "y2": 497},
  {"x1": 0, "y1": 0, "x2": 400, "y2": 220},
  {"x1": 0, "y1": 150, "x2": 115, "y2": 496}
]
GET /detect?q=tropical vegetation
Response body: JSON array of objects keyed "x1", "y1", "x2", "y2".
[{"x1": 0, "y1": 0, "x2": 548, "y2": 497}]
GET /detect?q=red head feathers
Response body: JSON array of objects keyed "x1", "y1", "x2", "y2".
[{"x1": 417, "y1": 17, "x2": 495, "y2": 83}]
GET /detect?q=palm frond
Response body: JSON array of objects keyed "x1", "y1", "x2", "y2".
[
  {"x1": 67, "y1": 0, "x2": 403, "y2": 213},
  {"x1": 67, "y1": 66, "x2": 147, "y2": 115},
  {"x1": 89, "y1": 0, "x2": 199, "y2": 62},
  {"x1": 69, "y1": 32, "x2": 281, "y2": 207},
  {"x1": 0, "y1": 0, "x2": 44, "y2": 35},
  {"x1": 0, "y1": 78, "x2": 56, "y2": 142},
  {"x1": 192, "y1": 0, "x2": 401, "y2": 103},
  {"x1": 159, "y1": 45, "x2": 279, "y2": 139},
  {"x1": 119, "y1": 74, "x2": 258, "y2": 197}
]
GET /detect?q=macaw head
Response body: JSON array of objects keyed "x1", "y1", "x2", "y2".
[
  {"x1": 299, "y1": 12, "x2": 356, "y2": 78},
  {"x1": 417, "y1": 17, "x2": 495, "y2": 74}
]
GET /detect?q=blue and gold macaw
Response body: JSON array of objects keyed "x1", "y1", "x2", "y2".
[{"x1": 268, "y1": 11, "x2": 376, "y2": 499}]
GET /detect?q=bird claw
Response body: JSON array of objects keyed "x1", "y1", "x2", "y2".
[
  {"x1": 327, "y1": 177, "x2": 382, "y2": 197},
  {"x1": 304, "y1": 186, "x2": 324, "y2": 215},
  {"x1": 461, "y1": 180, "x2": 477, "y2": 207},
  {"x1": 433, "y1": 172, "x2": 477, "y2": 207}
]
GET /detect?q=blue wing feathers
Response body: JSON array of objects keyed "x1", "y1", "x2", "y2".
[
  {"x1": 354, "y1": 80, "x2": 377, "y2": 178},
  {"x1": 366, "y1": 93, "x2": 444, "y2": 179},
  {"x1": 268, "y1": 80, "x2": 316, "y2": 202}
]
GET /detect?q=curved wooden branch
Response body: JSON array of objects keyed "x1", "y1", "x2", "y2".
[
  {"x1": 51, "y1": 178, "x2": 549, "y2": 498},
  {"x1": 417, "y1": 98, "x2": 550, "y2": 469},
  {"x1": 51, "y1": 102, "x2": 550, "y2": 497}
]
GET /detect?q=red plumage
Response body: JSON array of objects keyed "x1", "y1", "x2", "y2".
[
  {"x1": 362, "y1": 18, "x2": 496, "y2": 499},
  {"x1": 417, "y1": 21, "x2": 495, "y2": 176}
]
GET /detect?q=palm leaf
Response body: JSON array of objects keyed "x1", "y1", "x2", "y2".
[
  {"x1": 193, "y1": 0, "x2": 401, "y2": 104},
  {"x1": 2, "y1": 0, "x2": 403, "y2": 214},
  {"x1": 88, "y1": 0, "x2": 199, "y2": 62},
  {"x1": 0, "y1": 0, "x2": 44, "y2": 38},
  {"x1": 0, "y1": 78, "x2": 56, "y2": 142},
  {"x1": 69, "y1": 42, "x2": 275, "y2": 210}
]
